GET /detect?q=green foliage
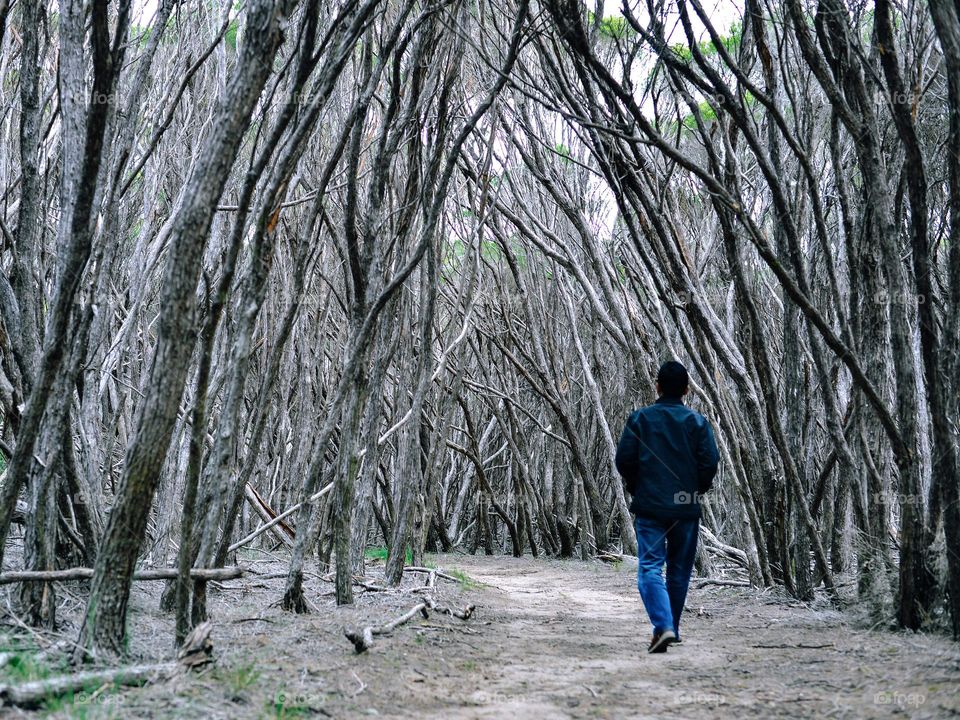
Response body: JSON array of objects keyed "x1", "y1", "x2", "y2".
[
  {"x1": 0, "y1": 652, "x2": 120, "y2": 714},
  {"x1": 220, "y1": 662, "x2": 261, "y2": 696},
  {"x1": 128, "y1": 218, "x2": 144, "y2": 243},
  {"x1": 225, "y1": 19, "x2": 240, "y2": 50},
  {"x1": 363, "y1": 546, "x2": 413, "y2": 564},
  {"x1": 268, "y1": 690, "x2": 312, "y2": 718},
  {"x1": 131, "y1": 24, "x2": 153, "y2": 49},
  {"x1": 658, "y1": 90, "x2": 756, "y2": 137},
  {"x1": 587, "y1": 12, "x2": 635, "y2": 40},
  {"x1": 41, "y1": 686, "x2": 128, "y2": 717},
  {"x1": 670, "y1": 21, "x2": 742, "y2": 63},
  {"x1": 554, "y1": 143, "x2": 573, "y2": 166},
  {"x1": 448, "y1": 568, "x2": 480, "y2": 590},
  {"x1": 130, "y1": 13, "x2": 182, "y2": 49},
  {"x1": 364, "y1": 546, "x2": 388, "y2": 561},
  {"x1": 1, "y1": 653, "x2": 52, "y2": 683},
  {"x1": 481, "y1": 239, "x2": 504, "y2": 263},
  {"x1": 442, "y1": 236, "x2": 527, "y2": 273}
]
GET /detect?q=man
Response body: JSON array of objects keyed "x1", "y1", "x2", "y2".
[{"x1": 615, "y1": 361, "x2": 719, "y2": 653}]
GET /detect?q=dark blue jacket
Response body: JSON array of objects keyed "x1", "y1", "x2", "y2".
[{"x1": 615, "y1": 397, "x2": 719, "y2": 519}]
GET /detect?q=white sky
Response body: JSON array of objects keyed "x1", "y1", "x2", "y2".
[
  {"x1": 132, "y1": 0, "x2": 744, "y2": 242},
  {"x1": 135, "y1": 0, "x2": 744, "y2": 40}
]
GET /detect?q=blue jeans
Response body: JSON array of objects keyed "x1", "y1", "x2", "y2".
[{"x1": 633, "y1": 515, "x2": 699, "y2": 638}]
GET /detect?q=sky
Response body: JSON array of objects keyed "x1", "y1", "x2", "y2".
[{"x1": 134, "y1": 0, "x2": 745, "y2": 39}]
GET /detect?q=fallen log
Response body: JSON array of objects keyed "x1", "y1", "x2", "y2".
[
  {"x1": 0, "y1": 663, "x2": 177, "y2": 709},
  {"x1": 344, "y1": 596, "x2": 477, "y2": 653},
  {"x1": 0, "y1": 567, "x2": 243, "y2": 585}
]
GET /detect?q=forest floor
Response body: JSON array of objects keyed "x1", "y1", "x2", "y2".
[{"x1": 2, "y1": 551, "x2": 960, "y2": 719}]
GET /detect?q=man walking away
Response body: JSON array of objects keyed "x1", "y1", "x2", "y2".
[{"x1": 615, "y1": 361, "x2": 720, "y2": 653}]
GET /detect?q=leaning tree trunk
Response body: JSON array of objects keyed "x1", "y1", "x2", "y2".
[{"x1": 74, "y1": 0, "x2": 290, "y2": 660}]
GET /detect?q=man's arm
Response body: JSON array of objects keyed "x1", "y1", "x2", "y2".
[
  {"x1": 696, "y1": 419, "x2": 720, "y2": 493},
  {"x1": 615, "y1": 412, "x2": 641, "y2": 494}
]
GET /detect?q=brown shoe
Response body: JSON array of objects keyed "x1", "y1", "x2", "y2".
[{"x1": 648, "y1": 629, "x2": 676, "y2": 653}]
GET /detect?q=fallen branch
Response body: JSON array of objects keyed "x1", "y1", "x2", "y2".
[
  {"x1": 0, "y1": 567, "x2": 243, "y2": 585},
  {"x1": 403, "y1": 566, "x2": 463, "y2": 584},
  {"x1": 433, "y1": 603, "x2": 476, "y2": 620},
  {"x1": 344, "y1": 595, "x2": 478, "y2": 653},
  {"x1": 751, "y1": 643, "x2": 835, "y2": 650},
  {"x1": 699, "y1": 526, "x2": 749, "y2": 568},
  {"x1": 596, "y1": 551, "x2": 624, "y2": 563},
  {"x1": 0, "y1": 663, "x2": 177, "y2": 708},
  {"x1": 695, "y1": 579, "x2": 751, "y2": 589},
  {"x1": 238, "y1": 483, "x2": 297, "y2": 550},
  {"x1": 345, "y1": 598, "x2": 433, "y2": 653},
  {"x1": 228, "y1": 481, "x2": 333, "y2": 553}
]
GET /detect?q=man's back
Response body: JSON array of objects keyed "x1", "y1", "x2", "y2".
[{"x1": 615, "y1": 396, "x2": 719, "y2": 519}]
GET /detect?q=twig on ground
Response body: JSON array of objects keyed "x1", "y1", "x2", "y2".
[{"x1": 349, "y1": 671, "x2": 367, "y2": 697}]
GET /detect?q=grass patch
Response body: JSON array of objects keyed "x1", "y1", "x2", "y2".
[
  {"x1": 448, "y1": 568, "x2": 480, "y2": 590},
  {"x1": 268, "y1": 688, "x2": 314, "y2": 718},
  {"x1": 1, "y1": 652, "x2": 55, "y2": 684},
  {"x1": 1, "y1": 650, "x2": 128, "y2": 716},
  {"x1": 363, "y1": 546, "x2": 413, "y2": 564},
  {"x1": 40, "y1": 688, "x2": 127, "y2": 718},
  {"x1": 215, "y1": 661, "x2": 261, "y2": 699}
]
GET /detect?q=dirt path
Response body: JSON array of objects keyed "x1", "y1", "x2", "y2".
[
  {"x1": 404, "y1": 555, "x2": 960, "y2": 720},
  {"x1": 12, "y1": 553, "x2": 960, "y2": 719}
]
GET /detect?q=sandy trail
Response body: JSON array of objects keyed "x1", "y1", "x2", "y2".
[{"x1": 12, "y1": 553, "x2": 960, "y2": 719}]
